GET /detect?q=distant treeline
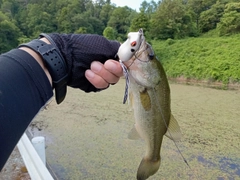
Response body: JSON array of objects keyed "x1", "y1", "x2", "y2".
[{"x1": 1, "y1": 0, "x2": 240, "y2": 53}]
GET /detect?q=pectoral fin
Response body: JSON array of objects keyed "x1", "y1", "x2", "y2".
[
  {"x1": 128, "y1": 125, "x2": 141, "y2": 140},
  {"x1": 165, "y1": 114, "x2": 182, "y2": 141}
]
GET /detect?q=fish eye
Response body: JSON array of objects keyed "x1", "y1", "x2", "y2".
[
  {"x1": 131, "y1": 49, "x2": 135, "y2": 52},
  {"x1": 149, "y1": 54, "x2": 154, "y2": 60}
]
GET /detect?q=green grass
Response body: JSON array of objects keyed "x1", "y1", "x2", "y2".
[{"x1": 151, "y1": 33, "x2": 240, "y2": 84}]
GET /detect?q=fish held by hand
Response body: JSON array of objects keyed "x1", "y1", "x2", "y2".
[{"x1": 118, "y1": 29, "x2": 182, "y2": 180}]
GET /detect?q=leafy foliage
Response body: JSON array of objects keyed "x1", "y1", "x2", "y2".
[
  {"x1": 150, "y1": 0, "x2": 197, "y2": 39},
  {"x1": 199, "y1": 1, "x2": 225, "y2": 33},
  {"x1": 0, "y1": 10, "x2": 21, "y2": 53},
  {"x1": 1, "y1": 0, "x2": 240, "y2": 49},
  {"x1": 187, "y1": 0, "x2": 217, "y2": 30},
  {"x1": 217, "y1": 2, "x2": 240, "y2": 36},
  {"x1": 153, "y1": 34, "x2": 240, "y2": 84},
  {"x1": 107, "y1": 6, "x2": 136, "y2": 41},
  {"x1": 129, "y1": 10, "x2": 150, "y2": 38},
  {"x1": 103, "y1": 26, "x2": 117, "y2": 40},
  {"x1": 1, "y1": 0, "x2": 240, "y2": 85}
]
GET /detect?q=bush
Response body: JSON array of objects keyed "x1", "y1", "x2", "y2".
[
  {"x1": 152, "y1": 34, "x2": 240, "y2": 84},
  {"x1": 166, "y1": 38, "x2": 175, "y2": 45}
]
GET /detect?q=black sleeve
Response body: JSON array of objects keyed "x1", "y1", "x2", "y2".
[{"x1": 0, "y1": 49, "x2": 53, "y2": 170}]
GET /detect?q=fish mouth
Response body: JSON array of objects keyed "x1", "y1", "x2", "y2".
[
  {"x1": 123, "y1": 44, "x2": 150, "y2": 68},
  {"x1": 124, "y1": 58, "x2": 136, "y2": 68},
  {"x1": 127, "y1": 46, "x2": 150, "y2": 68},
  {"x1": 120, "y1": 28, "x2": 154, "y2": 68}
]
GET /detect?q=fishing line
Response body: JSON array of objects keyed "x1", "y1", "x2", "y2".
[
  {"x1": 133, "y1": 41, "x2": 151, "y2": 63},
  {"x1": 123, "y1": 46, "x2": 191, "y2": 166},
  {"x1": 134, "y1": 51, "x2": 150, "y2": 63},
  {"x1": 119, "y1": 33, "x2": 199, "y2": 178},
  {"x1": 151, "y1": 85, "x2": 191, "y2": 168},
  {"x1": 135, "y1": 38, "x2": 192, "y2": 168},
  {"x1": 144, "y1": 52, "x2": 195, "y2": 172},
  {"x1": 144, "y1": 51, "x2": 201, "y2": 180},
  {"x1": 124, "y1": 40, "x2": 200, "y2": 179}
]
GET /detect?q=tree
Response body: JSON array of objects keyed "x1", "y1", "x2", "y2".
[
  {"x1": 99, "y1": 3, "x2": 115, "y2": 26},
  {"x1": 130, "y1": 10, "x2": 150, "y2": 38},
  {"x1": 103, "y1": 26, "x2": 117, "y2": 40},
  {"x1": 1, "y1": 1, "x2": 13, "y2": 19},
  {"x1": 71, "y1": 13, "x2": 93, "y2": 33},
  {"x1": 93, "y1": 0, "x2": 107, "y2": 18},
  {"x1": 150, "y1": 0, "x2": 197, "y2": 39},
  {"x1": 199, "y1": 1, "x2": 225, "y2": 33},
  {"x1": 88, "y1": 16, "x2": 105, "y2": 34},
  {"x1": 107, "y1": 6, "x2": 134, "y2": 41},
  {"x1": 187, "y1": 0, "x2": 217, "y2": 31},
  {"x1": 24, "y1": 4, "x2": 56, "y2": 37},
  {"x1": 56, "y1": 6, "x2": 72, "y2": 33},
  {"x1": 140, "y1": 0, "x2": 158, "y2": 18},
  {"x1": 75, "y1": 27, "x2": 88, "y2": 34},
  {"x1": 217, "y1": 2, "x2": 240, "y2": 36},
  {"x1": 0, "y1": 11, "x2": 21, "y2": 53}
]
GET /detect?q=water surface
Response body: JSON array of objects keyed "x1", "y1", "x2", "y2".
[{"x1": 32, "y1": 79, "x2": 240, "y2": 179}]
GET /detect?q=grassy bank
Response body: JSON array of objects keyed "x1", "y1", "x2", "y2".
[{"x1": 151, "y1": 33, "x2": 240, "y2": 85}]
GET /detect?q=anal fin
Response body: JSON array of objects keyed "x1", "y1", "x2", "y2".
[
  {"x1": 128, "y1": 125, "x2": 141, "y2": 140},
  {"x1": 165, "y1": 114, "x2": 182, "y2": 141}
]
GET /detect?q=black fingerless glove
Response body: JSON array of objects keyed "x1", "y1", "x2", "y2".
[{"x1": 40, "y1": 33, "x2": 120, "y2": 92}]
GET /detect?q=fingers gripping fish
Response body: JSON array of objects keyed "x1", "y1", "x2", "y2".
[{"x1": 117, "y1": 29, "x2": 182, "y2": 180}]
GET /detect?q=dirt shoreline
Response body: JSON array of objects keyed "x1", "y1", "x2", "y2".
[
  {"x1": 168, "y1": 76, "x2": 240, "y2": 90},
  {"x1": 0, "y1": 148, "x2": 30, "y2": 180}
]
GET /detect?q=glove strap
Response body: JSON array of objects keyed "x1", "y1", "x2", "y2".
[{"x1": 18, "y1": 39, "x2": 68, "y2": 104}]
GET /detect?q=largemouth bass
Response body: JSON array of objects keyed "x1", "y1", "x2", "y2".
[{"x1": 118, "y1": 29, "x2": 182, "y2": 180}]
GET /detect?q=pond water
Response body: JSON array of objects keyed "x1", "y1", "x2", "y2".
[{"x1": 31, "y1": 79, "x2": 240, "y2": 180}]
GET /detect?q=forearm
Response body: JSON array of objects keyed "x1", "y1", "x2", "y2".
[
  {"x1": 0, "y1": 47, "x2": 53, "y2": 170},
  {"x1": 0, "y1": 34, "x2": 122, "y2": 171}
]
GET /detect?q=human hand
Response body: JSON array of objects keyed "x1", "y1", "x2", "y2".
[
  {"x1": 41, "y1": 33, "x2": 122, "y2": 92},
  {"x1": 86, "y1": 60, "x2": 123, "y2": 89}
]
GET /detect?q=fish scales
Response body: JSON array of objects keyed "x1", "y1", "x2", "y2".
[{"x1": 118, "y1": 29, "x2": 181, "y2": 180}]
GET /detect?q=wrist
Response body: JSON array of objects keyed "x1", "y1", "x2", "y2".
[
  {"x1": 18, "y1": 38, "x2": 68, "y2": 104},
  {"x1": 19, "y1": 38, "x2": 52, "y2": 86}
]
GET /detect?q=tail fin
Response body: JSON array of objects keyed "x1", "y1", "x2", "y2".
[{"x1": 137, "y1": 157, "x2": 160, "y2": 180}]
